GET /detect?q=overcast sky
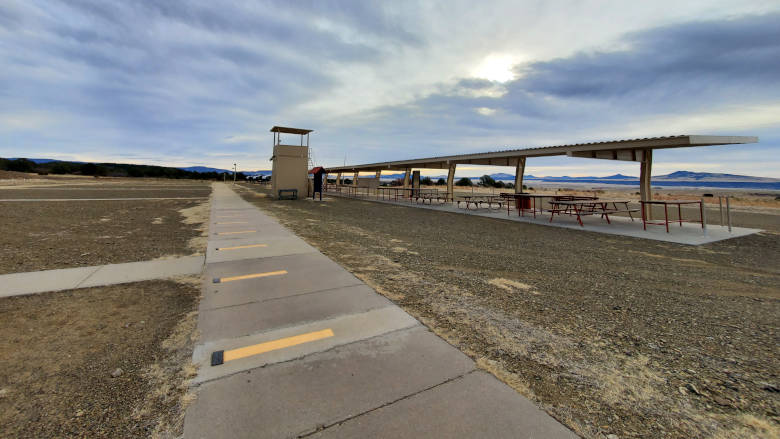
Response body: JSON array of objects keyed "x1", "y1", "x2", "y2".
[{"x1": 1, "y1": 1, "x2": 779, "y2": 177}]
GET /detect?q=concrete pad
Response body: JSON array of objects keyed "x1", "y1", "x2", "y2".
[
  {"x1": 206, "y1": 237, "x2": 318, "y2": 263},
  {"x1": 200, "y1": 253, "x2": 364, "y2": 310},
  {"x1": 210, "y1": 214, "x2": 286, "y2": 226},
  {"x1": 191, "y1": 306, "x2": 420, "y2": 383},
  {"x1": 184, "y1": 327, "x2": 475, "y2": 439},
  {"x1": 206, "y1": 235, "x2": 318, "y2": 263},
  {"x1": 198, "y1": 284, "x2": 392, "y2": 341},
  {"x1": 312, "y1": 371, "x2": 577, "y2": 439},
  {"x1": 78, "y1": 255, "x2": 204, "y2": 288},
  {"x1": 209, "y1": 224, "x2": 292, "y2": 240},
  {"x1": 327, "y1": 193, "x2": 762, "y2": 245},
  {"x1": 0, "y1": 266, "x2": 99, "y2": 297}
]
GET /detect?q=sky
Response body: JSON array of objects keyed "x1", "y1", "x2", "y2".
[{"x1": 1, "y1": 0, "x2": 779, "y2": 177}]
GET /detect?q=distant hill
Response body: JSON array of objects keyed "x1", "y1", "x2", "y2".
[
  {"x1": 243, "y1": 170, "x2": 272, "y2": 177},
  {"x1": 1, "y1": 157, "x2": 243, "y2": 180},
  {"x1": 179, "y1": 166, "x2": 231, "y2": 174},
  {"x1": 654, "y1": 171, "x2": 777, "y2": 182},
  {"x1": 7, "y1": 158, "x2": 73, "y2": 164},
  {"x1": 180, "y1": 166, "x2": 271, "y2": 177}
]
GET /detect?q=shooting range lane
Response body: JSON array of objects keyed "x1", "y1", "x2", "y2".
[{"x1": 183, "y1": 183, "x2": 576, "y2": 439}]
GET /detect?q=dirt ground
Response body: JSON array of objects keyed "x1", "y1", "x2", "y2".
[
  {"x1": 0, "y1": 278, "x2": 201, "y2": 438},
  {"x1": 237, "y1": 184, "x2": 779, "y2": 439},
  {"x1": 0, "y1": 181, "x2": 211, "y2": 274}
]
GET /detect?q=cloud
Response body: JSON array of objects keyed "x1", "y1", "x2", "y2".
[
  {"x1": 0, "y1": 1, "x2": 778, "y2": 176},
  {"x1": 318, "y1": 12, "x2": 780, "y2": 176}
]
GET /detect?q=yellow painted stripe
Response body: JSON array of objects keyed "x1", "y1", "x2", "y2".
[
  {"x1": 216, "y1": 230, "x2": 256, "y2": 235},
  {"x1": 223, "y1": 329, "x2": 334, "y2": 362},
  {"x1": 218, "y1": 270, "x2": 287, "y2": 283},
  {"x1": 216, "y1": 221, "x2": 248, "y2": 225},
  {"x1": 217, "y1": 243, "x2": 268, "y2": 251}
]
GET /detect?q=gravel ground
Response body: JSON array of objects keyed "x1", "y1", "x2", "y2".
[
  {"x1": 0, "y1": 183, "x2": 211, "y2": 274},
  {"x1": 0, "y1": 279, "x2": 200, "y2": 438},
  {"x1": 237, "y1": 184, "x2": 779, "y2": 439}
]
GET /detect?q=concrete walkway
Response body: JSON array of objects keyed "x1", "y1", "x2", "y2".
[
  {"x1": 0, "y1": 255, "x2": 205, "y2": 298},
  {"x1": 183, "y1": 183, "x2": 575, "y2": 438}
]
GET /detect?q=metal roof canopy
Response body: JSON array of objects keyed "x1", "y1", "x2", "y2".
[
  {"x1": 326, "y1": 135, "x2": 758, "y2": 172},
  {"x1": 270, "y1": 126, "x2": 313, "y2": 135}
]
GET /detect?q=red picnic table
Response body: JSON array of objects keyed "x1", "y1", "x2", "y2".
[
  {"x1": 639, "y1": 199, "x2": 704, "y2": 233},
  {"x1": 549, "y1": 199, "x2": 637, "y2": 227},
  {"x1": 499, "y1": 193, "x2": 554, "y2": 218},
  {"x1": 378, "y1": 187, "x2": 413, "y2": 201}
]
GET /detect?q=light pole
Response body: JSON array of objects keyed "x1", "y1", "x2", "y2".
[{"x1": 233, "y1": 163, "x2": 237, "y2": 185}]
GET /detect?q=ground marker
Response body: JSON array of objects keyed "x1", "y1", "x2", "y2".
[
  {"x1": 215, "y1": 221, "x2": 248, "y2": 225},
  {"x1": 211, "y1": 329, "x2": 334, "y2": 366},
  {"x1": 216, "y1": 244, "x2": 268, "y2": 251},
  {"x1": 212, "y1": 270, "x2": 287, "y2": 283},
  {"x1": 216, "y1": 230, "x2": 256, "y2": 235}
]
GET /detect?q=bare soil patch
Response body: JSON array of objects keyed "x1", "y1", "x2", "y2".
[
  {"x1": 0, "y1": 279, "x2": 200, "y2": 438},
  {"x1": 0, "y1": 183, "x2": 211, "y2": 274},
  {"x1": 237, "y1": 184, "x2": 779, "y2": 439}
]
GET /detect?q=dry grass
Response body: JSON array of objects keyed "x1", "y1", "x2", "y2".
[
  {"x1": 179, "y1": 193, "x2": 211, "y2": 255},
  {"x1": 488, "y1": 277, "x2": 539, "y2": 294},
  {"x1": 0, "y1": 279, "x2": 200, "y2": 437},
  {"x1": 135, "y1": 303, "x2": 200, "y2": 438}
]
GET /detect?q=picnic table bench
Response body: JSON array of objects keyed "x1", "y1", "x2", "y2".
[
  {"x1": 277, "y1": 189, "x2": 298, "y2": 200},
  {"x1": 456, "y1": 195, "x2": 505, "y2": 210}
]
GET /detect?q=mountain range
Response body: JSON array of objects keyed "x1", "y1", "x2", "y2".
[{"x1": 7, "y1": 158, "x2": 778, "y2": 184}]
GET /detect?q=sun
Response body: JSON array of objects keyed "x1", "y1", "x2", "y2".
[{"x1": 471, "y1": 53, "x2": 521, "y2": 83}]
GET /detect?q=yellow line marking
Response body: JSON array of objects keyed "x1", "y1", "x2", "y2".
[
  {"x1": 223, "y1": 329, "x2": 334, "y2": 362},
  {"x1": 218, "y1": 270, "x2": 287, "y2": 283},
  {"x1": 215, "y1": 221, "x2": 248, "y2": 225},
  {"x1": 216, "y1": 230, "x2": 256, "y2": 235},
  {"x1": 216, "y1": 243, "x2": 268, "y2": 251}
]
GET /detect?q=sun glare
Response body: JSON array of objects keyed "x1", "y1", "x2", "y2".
[{"x1": 471, "y1": 54, "x2": 521, "y2": 83}]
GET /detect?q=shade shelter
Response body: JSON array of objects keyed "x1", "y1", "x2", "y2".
[{"x1": 325, "y1": 135, "x2": 757, "y2": 217}]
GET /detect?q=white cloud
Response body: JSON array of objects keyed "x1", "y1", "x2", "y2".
[{"x1": 1, "y1": 0, "x2": 779, "y2": 177}]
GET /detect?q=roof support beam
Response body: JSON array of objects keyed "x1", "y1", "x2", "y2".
[
  {"x1": 515, "y1": 157, "x2": 526, "y2": 194},
  {"x1": 640, "y1": 149, "x2": 653, "y2": 219},
  {"x1": 447, "y1": 164, "x2": 456, "y2": 201}
]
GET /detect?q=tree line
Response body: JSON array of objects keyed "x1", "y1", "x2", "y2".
[{"x1": 0, "y1": 158, "x2": 246, "y2": 181}]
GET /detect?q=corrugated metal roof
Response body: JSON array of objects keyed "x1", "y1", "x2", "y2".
[{"x1": 324, "y1": 135, "x2": 757, "y2": 171}]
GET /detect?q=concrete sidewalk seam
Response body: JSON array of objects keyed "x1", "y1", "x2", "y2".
[
  {"x1": 200, "y1": 281, "x2": 368, "y2": 312},
  {"x1": 200, "y1": 303, "x2": 396, "y2": 341},
  {"x1": 73, "y1": 265, "x2": 103, "y2": 289},
  {"x1": 297, "y1": 370, "x2": 479, "y2": 438},
  {"x1": 191, "y1": 324, "x2": 424, "y2": 387}
]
